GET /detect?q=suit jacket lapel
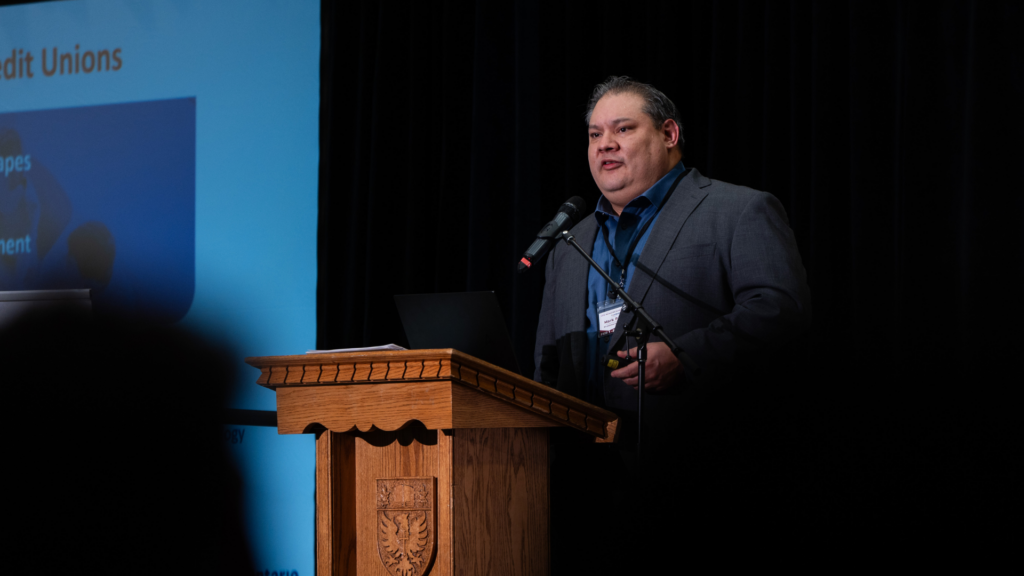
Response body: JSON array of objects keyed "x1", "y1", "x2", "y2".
[
  {"x1": 563, "y1": 215, "x2": 598, "y2": 333},
  {"x1": 611, "y1": 168, "x2": 711, "y2": 339},
  {"x1": 563, "y1": 215, "x2": 598, "y2": 385}
]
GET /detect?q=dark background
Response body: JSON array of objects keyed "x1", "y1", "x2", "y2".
[
  {"x1": 4, "y1": 0, "x2": 1015, "y2": 536},
  {"x1": 317, "y1": 0, "x2": 1022, "y2": 531}
]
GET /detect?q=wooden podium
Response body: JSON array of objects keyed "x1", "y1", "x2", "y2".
[{"x1": 246, "y1": 349, "x2": 618, "y2": 576}]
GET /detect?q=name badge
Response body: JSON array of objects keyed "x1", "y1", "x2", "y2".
[{"x1": 597, "y1": 299, "x2": 624, "y2": 335}]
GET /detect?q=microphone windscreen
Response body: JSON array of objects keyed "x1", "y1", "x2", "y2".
[{"x1": 559, "y1": 196, "x2": 587, "y2": 225}]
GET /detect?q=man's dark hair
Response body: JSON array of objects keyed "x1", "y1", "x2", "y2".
[{"x1": 585, "y1": 76, "x2": 685, "y2": 154}]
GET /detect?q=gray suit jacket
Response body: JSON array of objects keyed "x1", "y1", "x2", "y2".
[{"x1": 533, "y1": 168, "x2": 811, "y2": 427}]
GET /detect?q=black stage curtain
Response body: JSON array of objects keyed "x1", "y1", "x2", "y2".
[{"x1": 318, "y1": 1, "x2": 1022, "y2": 530}]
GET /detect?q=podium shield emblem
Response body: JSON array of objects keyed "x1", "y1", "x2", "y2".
[{"x1": 376, "y1": 477, "x2": 436, "y2": 576}]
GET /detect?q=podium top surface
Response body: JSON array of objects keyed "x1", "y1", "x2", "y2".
[{"x1": 245, "y1": 348, "x2": 618, "y2": 440}]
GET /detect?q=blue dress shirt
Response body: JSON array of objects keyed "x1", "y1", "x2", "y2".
[{"x1": 584, "y1": 162, "x2": 685, "y2": 402}]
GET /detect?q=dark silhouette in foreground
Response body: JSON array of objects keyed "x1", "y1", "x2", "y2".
[{"x1": 2, "y1": 309, "x2": 253, "y2": 575}]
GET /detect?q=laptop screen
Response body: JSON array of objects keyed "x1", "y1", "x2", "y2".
[{"x1": 394, "y1": 291, "x2": 522, "y2": 376}]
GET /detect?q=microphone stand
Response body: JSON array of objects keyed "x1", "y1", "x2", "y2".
[{"x1": 559, "y1": 230, "x2": 698, "y2": 465}]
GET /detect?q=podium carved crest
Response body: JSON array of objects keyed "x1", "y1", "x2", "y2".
[{"x1": 376, "y1": 478, "x2": 436, "y2": 576}]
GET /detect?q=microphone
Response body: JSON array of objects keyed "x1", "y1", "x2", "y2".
[{"x1": 518, "y1": 196, "x2": 587, "y2": 273}]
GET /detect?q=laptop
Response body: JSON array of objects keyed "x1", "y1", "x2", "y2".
[
  {"x1": 393, "y1": 291, "x2": 522, "y2": 376},
  {"x1": 0, "y1": 289, "x2": 92, "y2": 330}
]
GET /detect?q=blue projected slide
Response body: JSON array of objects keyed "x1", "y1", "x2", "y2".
[
  {"x1": 1, "y1": 1, "x2": 319, "y2": 574},
  {"x1": 1, "y1": 99, "x2": 196, "y2": 321}
]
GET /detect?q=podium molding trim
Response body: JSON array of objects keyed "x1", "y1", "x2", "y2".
[{"x1": 246, "y1": 348, "x2": 618, "y2": 440}]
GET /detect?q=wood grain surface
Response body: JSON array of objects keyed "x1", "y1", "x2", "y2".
[
  {"x1": 451, "y1": 428, "x2": 549, "y2": 576},
  {"x1": 450, "y1": 385, "x2": 554, "y2": 429},
  {"x1": 351, "y1": 426, "x2": 453, "y2": 576},
  {"x1": 276, "y1": 380, "x2": 605, "y2": 437},
  {"x1": 276, "y1": 381, "x2": 455, "y2": 434},
  {"x1": 317, "y1": 431, "x2": 356, "y2": 576},
  {"x1": 317, "y1": 426, "x2": 549, "y2": 576},
  {"x1": 247, "y1": 349, "x2": 617, "y2": 439},
  {"x1": 252, "y1": 351, "x2": 570, "y2": 575}
]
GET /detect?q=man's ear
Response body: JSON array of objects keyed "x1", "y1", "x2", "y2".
[{"x1": 662, "y1": 119, "x2": 680, "y2": 149}]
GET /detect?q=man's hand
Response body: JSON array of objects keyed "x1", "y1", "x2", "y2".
[{"x1": 609, "y1": 341, "x2": 682, "y2": 392}]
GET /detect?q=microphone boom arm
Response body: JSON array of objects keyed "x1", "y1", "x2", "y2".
[
  {"x1": 559, "y1": 230, "x2": 700, "y2": 463},
  {"x1": 559, "y1": 231, "x2": 697, "y2": 371}
]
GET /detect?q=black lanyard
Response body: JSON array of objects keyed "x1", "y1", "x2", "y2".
[
  {"x1": 599, "y1": 168, "x2": 687, "y2": 296},
  {"x1": 600, "y1": 213, "x2": 656, "y2": 292}
]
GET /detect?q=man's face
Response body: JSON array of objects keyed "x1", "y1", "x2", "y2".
[{"x1": 588, "y1": 92, "x2": 678, "y2": 214}]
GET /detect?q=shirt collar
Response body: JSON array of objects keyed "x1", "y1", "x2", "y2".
[{"x1": 594, "y1": 161, "x2": 685, "y2": 219}]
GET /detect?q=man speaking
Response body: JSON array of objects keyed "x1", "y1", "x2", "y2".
[{"x1": 533, "y1": 77, "x2": 811, "y2": 549}]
